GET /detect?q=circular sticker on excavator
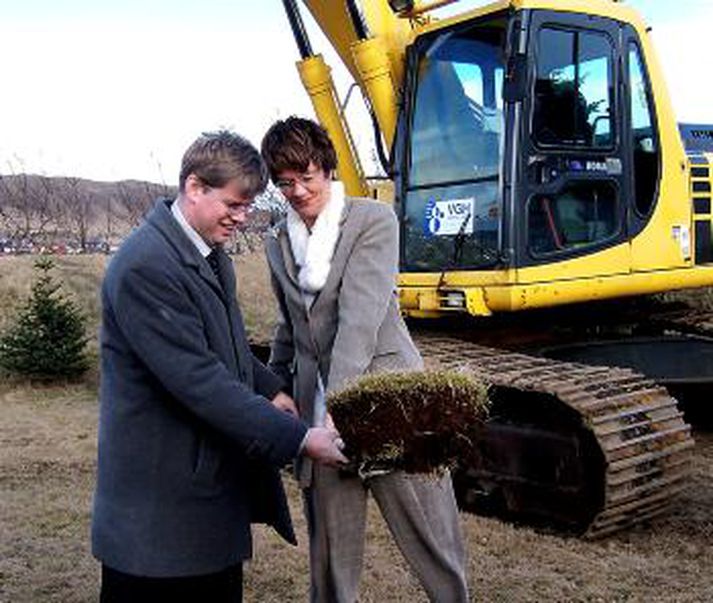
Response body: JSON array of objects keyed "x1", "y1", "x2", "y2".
[
  {"x1": 424, "y1": 197, "x2": 474, "y2": 237},
  {"x1": 423, "y1": 198, "x2": 443, "y2": 236}
]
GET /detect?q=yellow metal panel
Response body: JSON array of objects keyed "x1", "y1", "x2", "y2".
[
  {"x1": 401, "y1": 264, "x2": 713, "y2": 317},
  {"x1": 399, "y1": 242, "x2": 630, "y2": 315},
  {"x1": 399, "y1": 268, "x2": 514, "y2": 288},
  {"x1": 627, "y1": 10, "x2": 690, "y2": 271},
  {"x1": 465, "y1": 288, "x2": 492, "y2": 316},
  {"x1": 414, "y1": 1, "x2": 511, "y2": 34},
  {"x1": 485, "y1": 265, "x2": 713, "y2": 313},
  {"x1": 301, "y1": 0, "x2": 413, "y2": 90}
]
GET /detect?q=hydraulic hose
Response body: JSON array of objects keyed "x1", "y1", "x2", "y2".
[{"x1": 281, "y1": 0, "x2": 313, "y2": 59}]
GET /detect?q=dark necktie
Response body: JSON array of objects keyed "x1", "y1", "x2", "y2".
[{"x1": 206, "y1": 249, "x2": 222, "y2": 284}]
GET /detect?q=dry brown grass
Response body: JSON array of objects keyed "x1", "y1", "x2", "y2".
[
  {"x1": 0, "y1": 252, "x2": 276, "y2": 345},
  {"x1": 233, "y1": 251, "x2": 278, "y2": 344},
  {"x1": 1, "y1": 382, "x2": 711, "y2": 602},
  {"x1": 1, "y1": 254, "x2": 712, "y2": 602}
]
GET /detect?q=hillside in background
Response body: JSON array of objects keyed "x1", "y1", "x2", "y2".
[
  {"x1": 0, "y1": 173, "x2": 174, "y2": 253},
  {"x1": 0, "y1": 174, "x2": 283, "y2": 254}
]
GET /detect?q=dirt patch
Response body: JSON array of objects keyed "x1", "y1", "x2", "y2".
[{"x1": 329, "y1": 370, "x2": 488, "y2": 473}]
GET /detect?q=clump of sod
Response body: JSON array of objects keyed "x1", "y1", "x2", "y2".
[{"x1": 328, "y1": 370, "x2": 489, "y2": 474}]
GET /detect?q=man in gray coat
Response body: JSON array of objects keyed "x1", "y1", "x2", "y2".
[{"x1": 92, "y1": 131, "x2": 346, "y2": 602}]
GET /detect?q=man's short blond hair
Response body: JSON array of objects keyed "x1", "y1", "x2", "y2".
[{"x1": 179, "y1": 130, "x2": 268, "y2": 197}]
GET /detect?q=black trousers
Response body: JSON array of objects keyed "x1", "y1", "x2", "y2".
[{"x1": 100, "y1": 564, "x2": 243, "y2": 603}]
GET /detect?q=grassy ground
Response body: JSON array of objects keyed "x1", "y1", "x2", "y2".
[
  {"x1": 1, "y1": 255, "x2": 712, "y2": 602},
  {"x1": 0, "y1": 252, "x2": 277, "y2": 344}
]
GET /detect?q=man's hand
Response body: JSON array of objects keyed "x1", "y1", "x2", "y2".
[
  {"x1": 324, "y1": 412, "x2": 345, "y2": 451},
  {"x1": 271, "y1": 392, "x2": 298, "y2": 417},
  {"x1": 303, "y1": 427, "x2": 349, "y2": 467},
  {"x1": 324, "y1": 411, "x2": 336, "y2": 431}
]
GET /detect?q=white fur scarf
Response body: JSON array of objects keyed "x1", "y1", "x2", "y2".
[{"x1": 286, "y1": 181, "x2": 345, "y2": 304}]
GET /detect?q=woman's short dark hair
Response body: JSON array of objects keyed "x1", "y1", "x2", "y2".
[
  {"x1": 179, "y1": 130, "x2": 268, "y2": 197},
  {"x1": 261, "y1": 117, "x2": 337, "y2": 181}
]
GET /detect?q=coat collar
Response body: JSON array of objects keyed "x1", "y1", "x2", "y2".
[
  {"x1": 271, "y1": 197, "x2": 352, "y2": 291},
  {"x1": 147, "y1": 199, "x2": 229, "y2": 298},
  {"x1": 171, "y1": 197, "x2": 212, "y2": 257}
]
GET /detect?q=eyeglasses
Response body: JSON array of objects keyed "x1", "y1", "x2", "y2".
[
  {"x1": 220, "y1": 199, "x2": 253, "y2": 217},
  {"x1": 274, "y1": 168, "x2": 324, "y2": 193}
]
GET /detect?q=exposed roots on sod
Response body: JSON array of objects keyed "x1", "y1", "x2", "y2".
[{"x1": 328, "y1": 370, "x2": 489, "y2": 474}]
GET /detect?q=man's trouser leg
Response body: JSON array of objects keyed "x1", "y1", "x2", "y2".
[{"x1": 100, "y1": 563, "x2": 243, "y2": 603}]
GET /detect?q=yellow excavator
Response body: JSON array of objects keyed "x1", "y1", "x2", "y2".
[{"x1": 279, "y1": 0, "x2": 713, "y2": 537}]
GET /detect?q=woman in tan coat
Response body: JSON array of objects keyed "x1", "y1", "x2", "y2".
[{"x1": 261, "y1": 117, "x2": 468, "y2": 603}]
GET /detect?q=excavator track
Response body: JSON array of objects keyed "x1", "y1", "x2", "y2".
[
  {"x1": 649, "y1": 305, "x2": 713, "y2": 338},
  {"x1": 414, "y1": 331, "x2": 695, "y2": 538}
]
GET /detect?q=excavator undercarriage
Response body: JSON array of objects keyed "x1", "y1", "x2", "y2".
[{"x1": 413, "y1": 298, "x2": 713, "y2": 537}]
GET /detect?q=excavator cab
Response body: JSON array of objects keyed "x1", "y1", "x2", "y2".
[
  {"x1": 394, "y1": 7, "x2": 659, "y2": 270},
  {"x1": 392, "y1": 6, "x2": 693, "y2": 317}
]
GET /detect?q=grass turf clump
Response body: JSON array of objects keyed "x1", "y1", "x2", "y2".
[{"x1": 328, "y1": 370, "x2": 489, "y2": 474}]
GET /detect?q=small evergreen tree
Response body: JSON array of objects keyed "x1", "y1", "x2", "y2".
[{"x1": 0, "y1": 257, "x2": 90, "y2": 380}]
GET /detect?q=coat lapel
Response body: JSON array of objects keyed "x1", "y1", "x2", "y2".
[
  {"x1": 148, "y1": 200, "x2": 249, "y2": 378},
  {"x1": 148, "y1": 199, "x2": 224, "y2": 297},
  {"x1": 309, "y1": 200, "x2": 353, "y2": 312},
  {"x1": 277, "y1": 226, "x2": 300, "y2": 288},
  {"x1": 201, "y1": 261, "x2": 225, "y2": 299}
]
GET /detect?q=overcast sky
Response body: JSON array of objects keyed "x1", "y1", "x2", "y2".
[{"x1": 0, "y1": 0, "x2": 710, "y2": 184}]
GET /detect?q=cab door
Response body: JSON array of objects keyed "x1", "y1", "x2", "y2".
[{"x1": 517, "y1": 11, "x2": 630, "y2": 276}]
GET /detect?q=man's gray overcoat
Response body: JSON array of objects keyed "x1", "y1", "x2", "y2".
[{"x1": 92, "y1": 199, "x2": 307, "y2": 577}]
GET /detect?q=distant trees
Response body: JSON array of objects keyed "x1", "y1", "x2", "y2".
[
  {"x1": 0, "y1": 173, "x2": 174, "y2": 254},
  {"x1": 0, "y1": 172, "x2": 284, "y2": 255},
  {"x1": 113, "y1": 180, "x2": 166, "y2": 231},
  {"x1": 57, "y1": 176, "x2": 95, "y2": 253},
  {"x1": 0, "y1": 172, "x2": 61, "y2": 249}
]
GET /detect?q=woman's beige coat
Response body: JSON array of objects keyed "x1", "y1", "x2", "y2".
[{"x1": 265, "y1": 197, "x2": 422, "y2": 479}]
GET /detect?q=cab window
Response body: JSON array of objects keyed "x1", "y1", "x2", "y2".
[
  {"x1": 533, "y1": 27, "x2": 614, "y2": 148},
  {"x1": 629, "y1": 42, "x2": 659, "y2": 216},
  {"x1": 528, "y1": 181, "x2": 619, "y2": 255}
]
